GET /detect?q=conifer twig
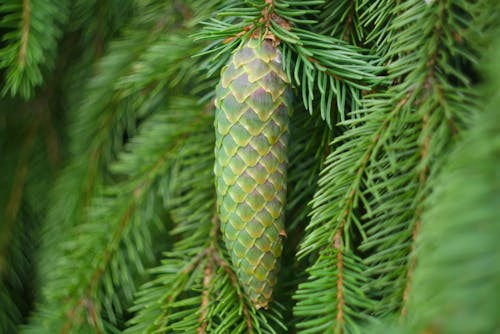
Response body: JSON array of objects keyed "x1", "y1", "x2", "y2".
[
  {"x1": 59, "y1": 120, "x2": 198, "y2": 331},
  {"x1": 341, "y1": 1, "x2": 355, "y2": 41},
  {"x1": 19, "y1": 0, "x2": 31, "y2": 65},
  {"x1": 213, "y1": 251, "x2": 253, "y2": 333},
  {"x1": 401, "y1": 1, "x2": 447, "y2": 316},
  {"x1": 0, "y1": 119, "x2": 39, "y2": 275},
  {"x1": 197, "y1": 215, "x2": 219, "y2": 333},
  {"x1": 333, "y1": 231, "x2": 344, "y2": 333},
  {"x1": 401, "y1": 113, "x2": 429, "y2": 317},
  {"x1": 196, "y1": 258, "x2": 213, "y2": 334},
  {"x1": 60, "y1": 202, "x2": 136, "y2": 334}
]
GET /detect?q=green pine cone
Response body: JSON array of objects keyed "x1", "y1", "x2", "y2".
[{"x1": 214, "y1": 38, "x2": 292, "y2": 309}]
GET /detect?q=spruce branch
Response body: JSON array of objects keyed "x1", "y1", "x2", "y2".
[
  {"x1": 358, "y1": 0, "x2": 396, "y2": 55},
  {"x1": 197, "y1": 250, "x2": 214, "y2": 334},
  {"x1": 125, "y1": 97, "x2": 288, "y2": 333},
  {"x1": 19, "y1": 0, "x2": 30, "y2": 65},
  {"x1": 402, "y1": 25, "x2": 500, "y2": 333},
  {"x1": 293, "y1": 91, "x2": 408, "y2": 334},
  {"x1": 0, "y1": 208, "x2": 36, "y2": 334},
  {"x1": 280, "y1": 32, "x2": 380, "y2": 125},
  {"x1": 197, "y1": 218, "x2": 254, "y2": 334},
  {"x1": 24, "y1": 97, "x2": 211, "y2": 333},
  {"x1": 405, "y1": 73, "x2": 500, "y2": 334},
  {"x1": 296, "y1": 0, "x2": 485, "y2": 326},
  {"x1": 363, "y1": 31, "x2": 500, "y2": 333},
  {"x1": 0, "y1": 103, "x2": 55, "y2": 333},
  {"x1": 0, "y1": 119, "x2": 38, "y2": 274},
  {"x1": 285, "y1": 110, "x2": 329, "y2": 231},
  {"x1": 358, "y1": 0, "x2": 484, "y2": 318},
  {"x1": 36, "y1": 2, "x2": 204, "y2": 292},
  {"x1": 333, "y1": 232, "x2": 345, "y2": 333},
  {"x1": 0, "y1": 284, "x2": 22, "y2": 334},
  {"x1": 298, "y1": 91, "x2": 411, "y2": 259},
  {"x1": 294, "y1": 248, "x2": 372, "y2": 334},
  {"x1": 196, "y1": 0, "x2": 381, "y2": 125},
  {"x1": 68, "y1": 0, "x2": 136, "y2": 59},
  {"x1": 312, "y1": 0, "x2": 364, "y2": 43},
  {"x1": 0, "y1": 0, "x2": 69, "y2": 99},
  {"x1": 400, "y1": 112, "x2": 429, "y2": 317},
  {"x1": 194, "y1": 214, "x2": 258, "y2": 334}
]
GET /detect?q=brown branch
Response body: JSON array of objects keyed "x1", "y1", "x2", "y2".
[
  {"x1": 209, "y1": 215, "x2": 253, "y2": 332},
  {"x1": 87, "y1": 203, "x2": 137, "y2": 293},
  {"x1": 333, "y1": 231, "x2": 345, "y2": 334},
  {"x1": 92, "y1": 1, "x2": 106, "y2": 59},
  {"x1": 182, "y1": 249, "x2": 210, "y2": 274},
  {"x1": 401, "y1": 112, "x2": 430, "y2": 317},
  {"x1": 59, "y1": 128, "x2": 192, "y2": 332},
  {"x1": 329, "y1": 90, "x2": 412, "y2": 330},
  {"x1": 213, "y1": 251, "x2": 253, "y2": 333},
  {"x1": 42, "y1": 107, "x2": 62, "y2": 169},
  {"x1": 84, "y1": 297, "x2": 103, "y2": 334},
  {"x1": 154, "y1": 216, "x2": 219, "y2": 332},
  {"x1": 197, "y1": 258, "x2": 214, "y2": 334},
  {"x1": 60, "y1": 297, "x2": 103, "y2": 334},
  {"x1": 60, "y1": 299, "x2": 84, "y2": 334},
  {"x1": 59, "y1": 201, "x2": 136, "y2": 334},
  {"x1": 82, "y1": 104, "x2": 118, "y2": 209},
  {"x1": 80, "y1": 3, "x2": 188, "y2": 208},
  {"x1": 0, "y1": 119, "x2": 39, "y2": 276},
  {"x1": 19, "y1": 0, "x2": 31, "y2": 65},
  {"x1": 224, "y1": 0, "x2": 290, "y2": 45},
  {"x1": 400, "y1": 216, "x2": 422, "y2": 318},
  {"x1": 401, "y1": 1, "x2": 447, "y2": 317},
  {"x1": 342, "y1": 1, "x2": 356, "y2": 42},
  {"x1": 0, "y1": 38, "x2": 64, "y2": 276},
  {"x1": 153, "y1": 249, "x2": 209, "y2": 332}
]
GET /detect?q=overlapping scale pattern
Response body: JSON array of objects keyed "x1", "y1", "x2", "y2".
[{"x1": 214, "y1": 39, "x2": 292, "y2": 309}]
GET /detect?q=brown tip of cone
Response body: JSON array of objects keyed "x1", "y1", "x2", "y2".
[
  {"x1": 279, "y1": 229, "x2": 287, "y2": 238},
  {"x1": 254, "y1": 301, "x2": 269, "y2": 310}
]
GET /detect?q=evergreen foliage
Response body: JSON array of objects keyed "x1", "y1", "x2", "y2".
[
  {"x1": 0, "y1": 0, "x2": 69, "y2": 98},
  {"x1": 404, "y1": 36, "x2": 500, "y2": 334},
  {"x1": 0, "y1": 0, "x2": 498, "y2": 333}
]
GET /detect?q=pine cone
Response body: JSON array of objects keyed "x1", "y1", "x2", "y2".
[{"x1": 214, "y1": 38, "x2": 292, "y2": 309}]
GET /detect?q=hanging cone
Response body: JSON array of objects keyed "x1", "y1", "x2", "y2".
[{"x1": 214, "y1": 38, "x2": 292, "y2": 309}]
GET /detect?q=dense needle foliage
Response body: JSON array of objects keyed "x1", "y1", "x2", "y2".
[{"x1": 0, "y1": 0, "x2": 498, "y2": 333}]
